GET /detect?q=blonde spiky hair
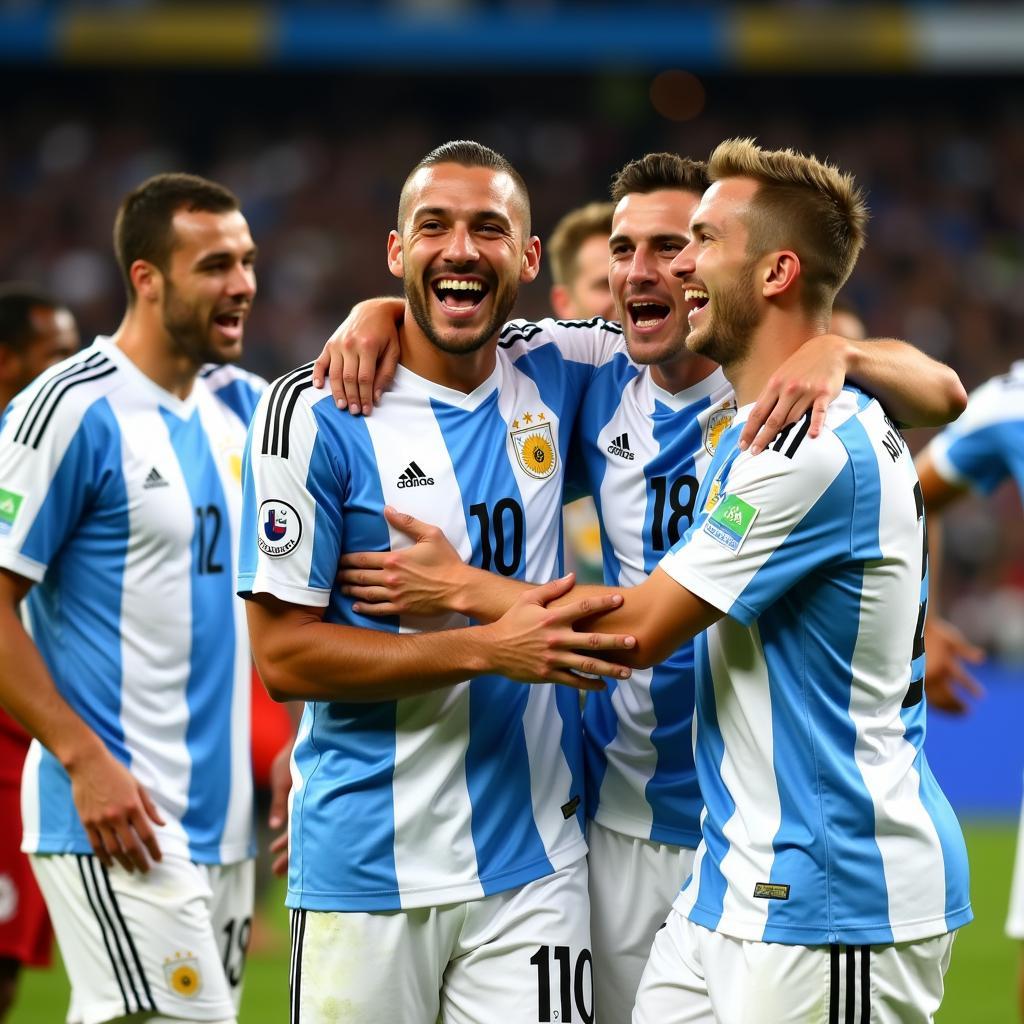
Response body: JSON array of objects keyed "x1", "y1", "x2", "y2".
[{"x1": 707, "y1": 138, "x2": 869, "y2": 315}]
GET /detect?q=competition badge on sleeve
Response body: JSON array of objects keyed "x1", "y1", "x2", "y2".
[
  {"x1": 703, "y1": 494, "x2": 759, "y2": 553},
  {"x1": 0, "y1": 488, "x2": 23, "y2": 537},
  {"x1": 510, "y1": 411, "x2": 557, "y2": 480},
  {"x1": 257, "y1": 499, "x2": 302, "y2": 557}
]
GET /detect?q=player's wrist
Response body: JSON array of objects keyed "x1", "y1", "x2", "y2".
[{"x1": 56, "y1": 728, "x2": 109, "y2": 775}]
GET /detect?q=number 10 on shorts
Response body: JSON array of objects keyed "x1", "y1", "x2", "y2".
[{"x1": 529, "y1": 944, "x2": 593, "y2": 1023}]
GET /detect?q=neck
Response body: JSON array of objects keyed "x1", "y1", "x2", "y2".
[
  {"x1": 726, "y1": 307, "x2": 828, "y2": 407},
  {"x1": 650, "y1": 350, "x2": 719, "y2": 395},
  {"x1": 398, "y1": 308, "x2": 497, "y2": 394},
  {"x1": 110, "y1": 309, "x2": 201, "y2": 400}
]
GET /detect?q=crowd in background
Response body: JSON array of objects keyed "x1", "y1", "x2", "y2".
[{"x1": 2, "y1": 67, "x2": 1022, "y2": 659}]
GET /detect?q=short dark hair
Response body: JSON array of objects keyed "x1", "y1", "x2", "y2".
[
  {"x1": 547, "y1": 202, "x2": 615, "y2": 289},
  {"x1": 0, "y1": 283, "x2": 64, "y2": 353},
  {"x1": 610, "y1": 153, "x2": 710, "y2": 203},
  {"x1": 113, "y1": 172, "x2": 240, "y2": 304},
  {"x1": 398, "y1": 140, "x2": 532, "y2": 235}
]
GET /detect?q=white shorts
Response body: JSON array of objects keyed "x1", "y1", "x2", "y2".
[
  {"x1": 587, "y1": 819, "x2": 695, "y2": 1024},
  {"x1": 634, "y1": 909, "x2": 956, "y2": 1024},
  {"x1": 1008, "y1": 778, "x2": 1024, "y2": 939},
  {"x1": 31, "y1": 852, "x2": 254, "y2": 1024},
  {"x1": 290, "y1": 859, "x2": 591, "y2": 1024}
]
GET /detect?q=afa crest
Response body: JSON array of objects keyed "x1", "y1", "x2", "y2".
[
  {"x1": 164, "y1": 952, "x2": 202, "y2": 997},
  {"x1": 510, "y1": 413, "x2": 557, "y2": 480},
  {"x1": 704, "y1": 403, "x2": 737, "y2": 455}
]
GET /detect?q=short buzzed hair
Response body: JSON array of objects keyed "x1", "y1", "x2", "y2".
[
  {"x1": 547, "y1": 202, "x2": 614, "y2": 289},
  {"x1": 113, "y1": 172, "x2": 241, "y2": 305},
  {"x1": 707, "y1": 138, "x2": 868, "y2": 315},
  {"x1": 397, "y1": 140, "x2": 532, "y2": 235},
  {"x1": 610, "y1": 152, "x2": 709, "y2": 203},
  {"x1": 0, "y1": 283, "x2": 65, "y2": 353}
]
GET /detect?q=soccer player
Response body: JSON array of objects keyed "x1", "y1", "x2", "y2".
[
  {"x1": 584, "y1": 139, "x2": 971, "y2": 1023},
  {"x1": 0, "y1": 284, "x2": 79, "y2": 1020},
  {"x1": 0, "y1": 174, "x2": 263, "y2": 1024},
  {"x1": 548, "y1": 201, "x2": 617, "y2": 320},
  {"x1": 916, "y1": 363, "x2": 1023, "y2": 1017},
  {"x1": 239, "y1": 141, "x2": 640, "y2": 1024},
  {"x1": 547, "y1": 201, "x2": 617, "y2": 580},
  {"x1": 326, "y1": 151, "x2": 967, "y2": 1022}
]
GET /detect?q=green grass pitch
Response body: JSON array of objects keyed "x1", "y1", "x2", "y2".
[{"x1": 10, "y1": 821, "x2": 1019, "y2": 1022}]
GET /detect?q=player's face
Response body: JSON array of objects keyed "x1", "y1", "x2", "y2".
[
  {"x1": 389, "y1": 163, "x2": 540, "y2": 355},
  {"x1": 608, "y1": 189, "x2": 701, "y2": 367},
  {"x1": 566, "y1": 233, "x2": 615, "y2": 320},
  {"x1": 160, "y1": 209, "x2": 257, "y2": 366},
  {"x1": 672, "y1": 178, "x2": 763, "y2": 369},
  {"x1": 14, "y1": 307, "x2": 80, "y2": 392}
]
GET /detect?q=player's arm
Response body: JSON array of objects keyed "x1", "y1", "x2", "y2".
[
  {"x1": 245, "y1": 576, "x2": 634, "y2": 703},
  {"x1": 741, "y1": 335, "x2": 968, "y2": 455},
  {"x1": 337, "y1": 506, "x2": 720, "y2": 666},
  {"x1": 914, "y1": 449, "x2": 984, "y2": 714},
  {"x1": 0, "y1": 569, "x2": 165, "y2": 872}
]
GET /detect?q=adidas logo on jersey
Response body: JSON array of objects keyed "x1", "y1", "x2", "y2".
[
  {"x1": 606, "y1": 433, "x2": 635, "y2": 460},
  {"x1": 397, "y1": 461, "x2": 434, "y2": 488},
  {"x1": 143, "y1": 467, "x2": 169, "y2": 489}
]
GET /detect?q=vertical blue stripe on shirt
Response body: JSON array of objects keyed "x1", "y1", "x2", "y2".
[
  {"x1": 288, "y1": 425, "x2": 401, "y2": 908},
  {"x1": 688, "y1": 632, "x2": 730, "y2": 927},
  {"x1": 161, "y1": 408, "x2": 234, "y2": 857},
  {"x1": 432, "y1": 394, "x2": 552, "y2": 886}
]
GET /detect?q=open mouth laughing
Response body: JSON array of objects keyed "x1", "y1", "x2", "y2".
[
  {"x1": 431, "y1": 276, "x2": 491, "y2": 320},
  {"x1": 684, "y1": 286, "x2": 709, "y2": 326}
]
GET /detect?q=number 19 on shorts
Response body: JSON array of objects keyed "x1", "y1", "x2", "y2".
[{"x1": 530, "y1": 944, "x2": 593, "y2": 1023}]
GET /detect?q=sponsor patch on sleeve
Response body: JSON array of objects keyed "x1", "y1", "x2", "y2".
[
  {"x1": 0, "y1": 488, "x2": 24, "y2": 537},
  {"x1": 702, "y1": 494, "x2": 758, "y2": 554},
  {"x1": 257, "y1": 499, "x2": 302, "y2": 557}
]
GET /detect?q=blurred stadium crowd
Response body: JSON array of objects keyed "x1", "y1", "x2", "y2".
[{"x1": 2, "y1": 67, "x2": 1022, "y2": 659}]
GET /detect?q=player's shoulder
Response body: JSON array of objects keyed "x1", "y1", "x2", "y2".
[
  {"x1": 954, "y1": 361, "x2": 1024, "y2": 431},
  {"x1": 1, "y1": 339, "x2": 124, "y2": 449},
  {"x1": 252, "y1": 360, "x2": 338, "y2": 456},
  {"x1": 199, "y1": 362, "x2": 268, "y2": 399},
  {"x1": 498, "y1": 316, "x2": 627, "y2": 357}
]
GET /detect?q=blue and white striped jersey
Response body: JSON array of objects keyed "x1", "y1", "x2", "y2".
[
  {"x1": 571, "y1": 359, "x2": 735, "y2": 848},
  {"x1": 0, "y1": 338, "x2": 262, "y2": 865},
  {"x1": 925, "y1": 360, "x2": 1024, "y2": 500},
  {"x1": 238, "y1": 320, "x2": 624, "y2": 912},
  {"x1": 659, "y1": 388, "x2": 972, "y2": 945}
]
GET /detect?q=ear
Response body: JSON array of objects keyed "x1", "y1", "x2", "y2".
[
  {"x1": 130, "y1": 259, "x2": 162, "y2": 303},
  {"x1": 520, "y1": 236, "x2": 542, "y2": 285},
  {"x1": 386, "y1": 229, "x2": 404, "y2": 280},
  {"x1": 549, "y1": 284, "x2": 574, "y2": 319},
  {"x1": 761, "y1": 250, "x2": 801, "y2": 299}
]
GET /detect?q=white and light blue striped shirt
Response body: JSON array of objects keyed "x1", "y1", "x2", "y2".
[
  {"x1": 238, "y1": 320, "x2": 624, "y2": 912},
  {"x1": 660, "y1": 388, "x2": 972, "y2": 945},
  {"x1": 0, "y1": 338, "x2": 261, "y2": 865}
]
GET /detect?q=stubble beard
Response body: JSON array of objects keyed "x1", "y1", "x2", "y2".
[
  {"x1": 162, "y1": 283, "x2": 240, "y2": 366},
  {"x1": 405, "y1": 270, "x2": 518, "y2": 356},
  {"x1": 685, "y1": 262, "x2": 761, "y2": 372}
]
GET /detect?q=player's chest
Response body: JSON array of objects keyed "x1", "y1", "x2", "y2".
[{"x1": 107, "y1": 403, "x2": 244, "y2": 549}]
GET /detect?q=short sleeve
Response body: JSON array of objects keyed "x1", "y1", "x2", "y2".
[
  {"x1": 658, "y1": 436, "x2": 852, "y2": 626},
  {"x1": 237, "y1": 389, "x2": 344, "y2": 608},
  {"x1": 0, "y1": 393, "x2": 109, "y2": 583},
  {"x1": 925, "y1": 380, "x2": 1014, "y2": 495}
]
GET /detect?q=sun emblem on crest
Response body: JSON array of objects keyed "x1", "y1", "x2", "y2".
[
  {"x1": 704, "y1": 402, "x2": 737, "y2": 455},
  {"x1": 164, "y1": 952, "x2": 202, "y2": 997},
  {"x1": 510, "y1": 414, "x2": 557, "y2": 480}
]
